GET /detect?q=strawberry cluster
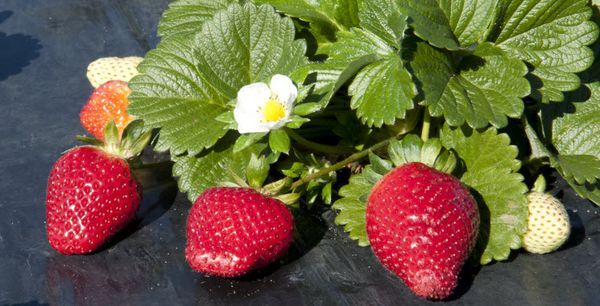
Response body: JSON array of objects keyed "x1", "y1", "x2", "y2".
[{"x1": 44, "y1": 54, "x2": 574, "y2": 301}]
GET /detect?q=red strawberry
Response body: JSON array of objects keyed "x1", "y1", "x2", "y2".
[
  {"x1": 46, "y1": 122, "x2": 151, "y2": 254},
  {"x1": 366, "y1": 162, "x2": 479, "y2": 300},
  {"x1": 46, "y1": 147, "x2": 140, "y2": 254},
  {"x1": 186, "y1": 187, "x2": 294, "y2": 277},
  {"x1": 80, "y1": 80, "x2": 135, "y2": 140}
]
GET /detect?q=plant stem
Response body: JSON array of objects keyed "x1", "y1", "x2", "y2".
[
  {"x1": 421, "y1": 111, "x2": 431, "y2": 142},
  {"x1": 285, "y1": 128, "x2": 355, "y2": 154},
  {"x1": 290, "y1": 137, "x2": 394, "y2": 190}
]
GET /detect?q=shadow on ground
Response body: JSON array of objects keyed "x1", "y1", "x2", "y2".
[{"x1": 0, "y1": 11, "x2": 42, "y2": 81}]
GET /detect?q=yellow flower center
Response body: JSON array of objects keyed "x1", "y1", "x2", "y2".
[{"x1": 262, "y1": 98, "x2": 286, "y2": 122}]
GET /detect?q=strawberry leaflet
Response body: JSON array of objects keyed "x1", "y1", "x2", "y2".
[
  {"x1": 295, "y1": 0, "x2": 417, "y2": 127},
  {"x1": 440, "y1": 126, "x2": 528, "y2": 265},
  {"x1": 157, "y1": 0, "x2": 238, "y2": 40},
  {"x1": 396, "y1": 0, "x2": 497, "y2": 50},
  {"x1": 254, "y1": 0, "x2": 359, "y2": 44},
  {"x1": 333, "y1": 156, "x2": 390, "y2": 246},
  {"x1": 409, "y1": 41, "x2": 530, "y2": 129},
  {"x1": 491, "y1": 0, "x2": 598, "y2": 102},
  {"x1": 545, "y1": 82, "x2": 600, "y2": 205}
]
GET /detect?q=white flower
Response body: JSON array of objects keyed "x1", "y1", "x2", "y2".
[{"x1": 234, "y1": 74, "x2": 297, "y2": 134}]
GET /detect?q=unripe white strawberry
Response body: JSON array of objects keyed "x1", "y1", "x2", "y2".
[
  {"x1": 86, "y1": 56, "x2": 143, "y2": 88},
  {"x1": 523, "y1": 192, "x2": 570, "y2": 254}
]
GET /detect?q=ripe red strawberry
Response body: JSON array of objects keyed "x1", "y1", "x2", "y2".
[
  {"x1": 186, "y1": 187, "x2": 294, "y2": 277},
  {"x1": 46, "y1": 122, "x2": 151, "y2": 254},
  {"x1": 366, "y1": 162, "x2": 479, "y2": 300},
  {"x1": 80, "y1": 80, "x2": 135, "y2": 140},
  {"x1": 46, "y1": 147, "x2": 140, "y2": 254}
]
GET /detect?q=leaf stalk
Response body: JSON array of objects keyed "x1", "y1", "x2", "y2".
[{"x1": 290, "y1": 137, "x2": 395, "y2": 190}]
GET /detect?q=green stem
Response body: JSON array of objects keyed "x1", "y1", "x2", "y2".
[
  {"x1": 285, "y1": 128, "x2": 355, "y2": 154},
  {"x1": 290, "y1": 137, "x2": 394, "y2": 190},
  {"x1": 421, "y1": 111, "x2": 431, "y2": 142}
]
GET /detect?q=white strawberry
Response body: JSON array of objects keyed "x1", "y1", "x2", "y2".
[
  {"x1": 86, "y1": 56, "x2": 143, "y2": 88},
  {"x1": 523, "y1": 191, "x2": 571, "y2": 254}
]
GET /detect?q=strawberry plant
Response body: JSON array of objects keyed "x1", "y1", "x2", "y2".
[{"x1": 46, "y1": 0, "x2": 600, "y2": 300}]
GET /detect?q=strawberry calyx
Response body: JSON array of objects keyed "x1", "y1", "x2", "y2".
[
  {"x1": 387, "y1": 134, "x2": 457, "y2": 174},
  {"x1": 222, "y1": 161, "x2": 301, "y2": 206},
  {"x1": 532, "y1": 175, "x2": 547, "y2": 193},
  {"x1": 77, "y1": 120, "x2": 152, "y2": 160}
]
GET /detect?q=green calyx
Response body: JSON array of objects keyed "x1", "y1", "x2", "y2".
[
  {"x1": 532, "y1": 175, "x2": 547, "y2": 193},
  {"x1": 77, "y1": 120, "x2": 153, "y2": 160},
  {"x1": 388, "y1": 134, "x2": 457, "y2": 174}
]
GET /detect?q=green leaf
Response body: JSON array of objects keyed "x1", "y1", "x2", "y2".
[
  {"x1": 567, "y1": 179, "x2": 600, "y2": 205},
  {"x1": 129, "y1": 3, "x2": 307, "y2": 155},
  {"x1": 157, "y1": 0, "x2": 236, "y2": 40},
  {"x1": 255, "y1": 0, "x2": 359, "y2": 40},
  {"x1": 196, "y1": 4, "x2": 308, "y2": 98},
  {"x1": 438, "y1": 0, "x2": 497, "y2": 47},
  {"x1": 550, "y1": 83, "x2": 600, "y2": 158},
  {"x1": 441, "y1": 126, "x2": 528, "y2": 265},
  {"x1": 359, "y1": 0, "x2": 406, "y2": 48},
  {"x1": 329, "y1": 28, "x2": 395, "y2": 61},
  {"x1": 293, "y1": 103, "x2": 322, "y2": 116},
  {"x1": 546, "y1": 83, "x2": 600, "y2": 203},
  {"x1": 397, "y1": 0, "x2": 459, "y2": 50},
  {"x1": 269, "y1": 129, "x2": 291, "y2": 154},
  {"x1": 286, "y1": 115, "x2": 310, "y2": 129},
  {"x1": 348, "y1": 56, "x2": 416, "y2": 127},
  {"x1": 410, "y1": 42, "x2": 530, "y2": 129},
  {"x1": 491, "y1": 0, "x2": 598, "y2": 102},
  {"x1": 292, "y1": 9, "x2": 408, "y2": 111},
  {"x1": 523, "y1": 118, "x2": 552, "y2": 160},
  {"x1": 333, "y1": 162, "x2": 389, "y2": 246},
  {"x1": 173, "y1": 138, "x2": 267, "y2": 202},
  {"x1": 316, "y1": 26, "x2": 416, "y2": 127},
  {"x1": 555, "y1": 155, "x2": 600, "y2": 185},
  {"x1": 233, "y1": 133, "x2": 266, "y2": 153},
  {"x1": 332, "y1": 198, "x2": 369, "y2": 246},
  {"x1": 215, "y1": 111, "x2": 235, "y2": 124},
  {"x1": 246, "y1": 154, "x2": 270, "y2": 189},
  {"x1": 397, "y1": 0, "x2": 497, "y2": 49}
]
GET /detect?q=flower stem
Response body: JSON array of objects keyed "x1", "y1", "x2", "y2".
[
  {"x1": 290, "y1": 137, "x2": 394, "y2": 190},
  {"x1": 421, "y1": 111, "x2": 431, "y2": 142},
  {"x1": 285, "y1": 128, "x2": 355, "y2": 154}
]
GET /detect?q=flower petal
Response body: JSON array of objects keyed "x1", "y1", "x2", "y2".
[
  {"x1": 236, "y1": 117, "x2": 271, "y2": 133},
  {"x1": 236, "y1": 82, "x2": 270, "y2": 113},
  {"x1": 255, "y1": 118, "x2": 289, "y2": 132},
  {"x1": 270, "y1": 74, "x2": 297, "y2": 109},
  {"x1": 235, "y1": 82, "x2": 271, "y2": 134}
]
